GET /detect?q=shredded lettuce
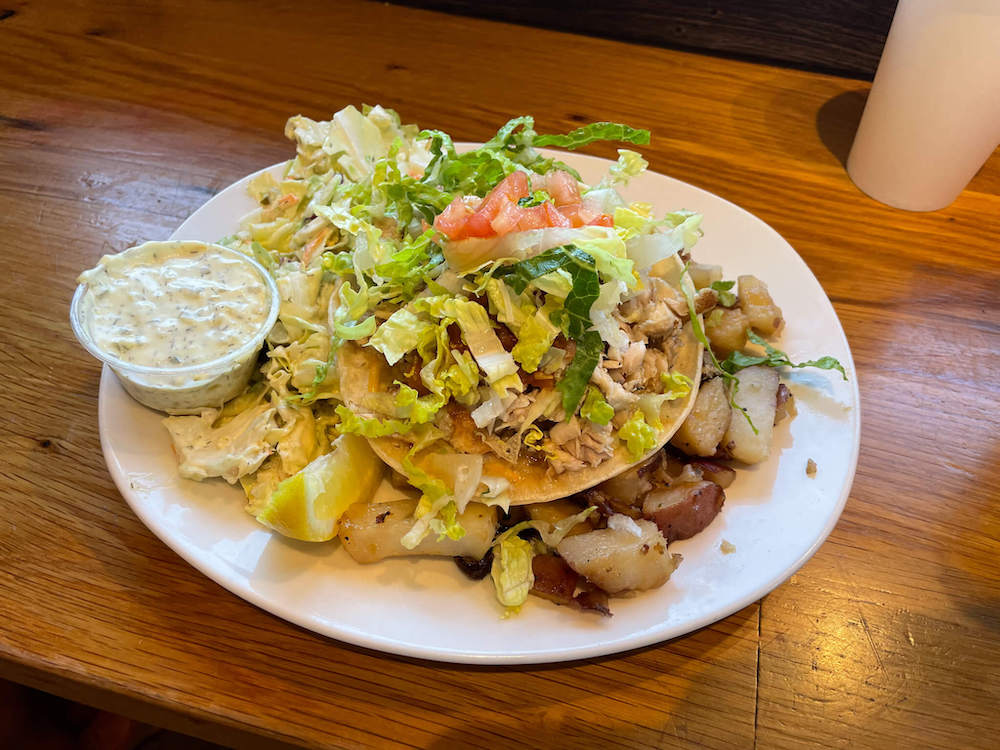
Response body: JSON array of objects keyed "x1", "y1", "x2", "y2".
[
  {"x1": 484, "y1": 278, "x2": 530, "y2": 333},
  {"x1": 493, "y1": 506, "x2": 596, "y2": 549},
  {"x1": 635, "y1": 372, "x2": 693, "y2": 430},
  {"x1": 710, "y1": 280, "x2": 737, "y2": 307},
  {"x1": 618, "y1": 410, "x2": 657, "y2": 460},
  {"x1": 335, "y1": 406, "x2": 416, "y2": 437},
  {"x1": 334, "y1": 382, "x2": 443, "y2": 438},
  {"x1": 428, "y1": 501, "x2": 465, "y2": 542},
  {"x1": 679, "y1": 264, "x2": 754, "y2": 433},
  {"x1": 491, "y1": 535, "x2": 535, "y2": 612},
  {"x1": 400, "y1": 451, "x2": 484, "y2": 547},
  {"x1": 332, "y1": 314, "x2": 375, "y2": 341},
  {"x1": 557, "y1": 330, "x2": 603, "y2": 417},
  {"x1": 563, "y1": 227, "x2": 636, "y2": 288},
  {"x1": 368, "y1": 308, "x2": 436, "y2": 365},
  {"x1": 394, "y1": 383, "x2": 446, "y2": 423},
  {"x1": 518, "y1": 189, "x2": 553, "y2": 207},
  {"x1": 722, "y1": 330, "x2": 848, "y2": 380},
  {"x1": 510, "y1": 296, "x2": 561, "y2": 373},
  {"x1": 399, "y1": 452, "x2": 453, "y2": 549},
  {"x1": 589, "y1": 279, "x2": 629, "y2": 350},
  {"x1": 660, "y1": 371, "x2": 694, "y2": 399},
  {"x1": 580, "y1": 386, "x2": 614, "y2": 425},
  {"x1": 534, "y1": 122, "x2": 650, "y2": 150},
  {"x1": 602, "y1": 149, "x2": 648, "y2": 187},
  {"x1": 443, "y1": 298, "x2": 519, "y2": 391}
]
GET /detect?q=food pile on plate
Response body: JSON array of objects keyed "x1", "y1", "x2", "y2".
[{"x1": 124, "y1": 106, "x2": 844, "y2": 615}]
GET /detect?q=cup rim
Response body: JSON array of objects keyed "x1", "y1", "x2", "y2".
[{"x1": 70, "y1": 241, "x2": 280, "y2": 378}]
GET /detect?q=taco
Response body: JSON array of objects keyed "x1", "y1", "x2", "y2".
[{"x1": 337, "y1": 249, "x2": 704, "y2": 507}]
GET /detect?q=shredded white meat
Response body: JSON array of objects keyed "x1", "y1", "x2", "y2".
[
  {"x1": 546, "y1": 418, "x2": 615, "y2": 474},
  {"x1": 591, "y1": 365, "x2": 639, "y2": 410}
]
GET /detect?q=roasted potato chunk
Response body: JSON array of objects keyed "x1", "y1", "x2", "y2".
[
  {"x1": 723, "y1": 365, "x2": 780, "y2": 464},
  {"x1": 595, "y1": 453, "x2": 660, "y2": 504},
  {"x1": 687, "y1": 262, "x2": 723, "y2": 290},
  {"x1": 642, "y1": 480, "x2": 725, "y2": 543},
  {"x1": 688, "y1": 459, "x2": 737, "y2": 488},
  {"x1": 339, "y1": 499, "x2": 497, "y2": 563},
  {"x1": 557, "y1": 516, "x2": 680, "y2": 594},
  {"x1": 671, "y1": 376, "x2": 732, "y2": 457},
  {"x1": 705, "y1": 306, "x2": 749, "y2": 355},
  {"x1": 525, "y1": 499, "x2": 593, "y2": 537},
  {"x1": 774, "y1": 382, "x2": 796, "y2": 424},
  {"x1": 738, "y1": 275, "x2": 784, "y2": 336}
]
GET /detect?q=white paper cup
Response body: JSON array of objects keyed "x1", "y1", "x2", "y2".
[{"x1": 847, "y1": 0, "x2": 1000, "y2": 211}]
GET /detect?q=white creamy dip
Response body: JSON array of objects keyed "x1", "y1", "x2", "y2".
[
  {"x1": 73, "y1": 241, "x2": 278, "y2": 413},
  {"x1": 79, "y1": 241, "x2": 270, "y2": 368}
]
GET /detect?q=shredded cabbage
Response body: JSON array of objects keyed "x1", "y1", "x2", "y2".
[{"x1": 618, "y1": 410, "x2": 657, "y2": 460}]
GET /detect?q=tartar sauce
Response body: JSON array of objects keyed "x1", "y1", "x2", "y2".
[{"x1": 73, "y1": 241, "x2": 278, "y2": 413}]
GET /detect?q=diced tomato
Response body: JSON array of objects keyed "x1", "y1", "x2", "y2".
[
  {"x1": 515, "y1": 204, "x2": 549, "y2": 231},
  {"x1": 559, "y1": 203, "x2": 596, "y2": 228},
  {"x1": 461, "y1": 172, "x2": 530, "y2": 238},
  {"x1": 543, "y1": 201, "x2": 571, "y2": 228},
  {"x1": 588, "y1": 213, "x2": 614, "y2": 227},
  {"x1": 434, "y1": 170, "x2": 590, "y2": 240},
  {"x1": 433, "y1": 196, "x2": 474, "y2": 239},
  {"x1": 545, "y1": 170, "x2": 582, "y2": 207},
  {"x1": 476, "y1": 171, "x2": 531, "y2": 220},
  {"x1": 490, "y1": 197, "x2": 522, "y2": 235}
]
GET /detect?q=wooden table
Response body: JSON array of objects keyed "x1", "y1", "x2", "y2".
[{"x1": 2, "y1": 1, "x2": 998, "y2": 747}]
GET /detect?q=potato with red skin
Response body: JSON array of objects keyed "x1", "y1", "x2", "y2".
[
  {"x1": 642, "y1": 481, "x2": 726, "y2": 544},
  {"x1": 688, "y1": 459, "x2": 736, "y2": 489},
  {"x1": 530, "y1": 554, "x2": 579, "y2": 605}
]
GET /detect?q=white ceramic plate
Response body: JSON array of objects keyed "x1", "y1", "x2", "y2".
[{"x1": 99, "y1": 150, "x2": 860, "y2": 664}]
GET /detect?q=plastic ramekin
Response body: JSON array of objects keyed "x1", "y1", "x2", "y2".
[{"x1": 70, "y1": 240, "x2": 280, "y2": 414}]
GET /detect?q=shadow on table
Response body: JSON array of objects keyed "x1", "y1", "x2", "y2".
[{"x1": 815, "y1": 90, "x2": 867, "y2": 167}]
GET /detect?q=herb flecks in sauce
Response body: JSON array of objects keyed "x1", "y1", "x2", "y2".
[{"x1": 79, "y1": 242, "x2": 271, "y2": 370}]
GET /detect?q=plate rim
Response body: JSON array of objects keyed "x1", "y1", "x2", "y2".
[{"x1": 97, "y1": 150, "x2": 861, "y2": 665}]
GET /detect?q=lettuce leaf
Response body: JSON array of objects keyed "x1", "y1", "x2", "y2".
[
  {"x1": 580, "y1": 386, "x2": 614, "y2": 425},
  {"x1": 510, "y1": 296, "x2": 561, "y2": 373},
  {"x1": 493, "y1": 244, "x2": 595, "y2": 295},
  {"x1": 534, "y1": 122, "x2": 650, "y2": 149},
  {"x1": 618, "y1": 410, "x2": 657, "y2": 460},
  {"x1": 710, "y1": 280, "x2": 737, "y2": 307},
  {"x1": 603, "y1": 149, "x2": 648, "y2": 187},
  {"x1": 557, "y1": 329, "x2": 603, "y2": 416},
  {"x1": 660, "y1": 371, "x2": 694, "y2": 399},
  {"x1": 368, "y1": 308, "x2": 436, "y2": 365},
  {"x1": 589, "y1": 279, "x2": 629, "y2": 350},
  {"x1": 722, "y1": 330, "x2": 848, "y2": 380},
  {"x1": 491, "y1": 534, "x2": 535, "y2": 611},
  {"x1": 444, "y1": 298, "x2": 519, "y2": 390}
]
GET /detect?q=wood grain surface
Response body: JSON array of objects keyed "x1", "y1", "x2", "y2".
[{"x1": 1, "y1": 1, "x2": 998, "y2": 748}]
